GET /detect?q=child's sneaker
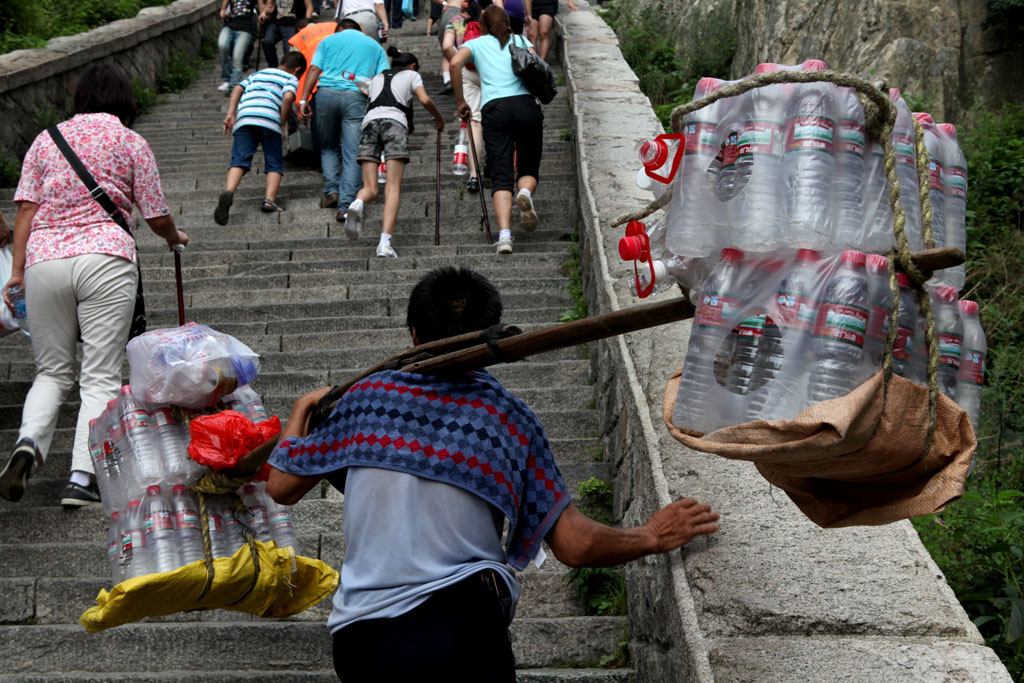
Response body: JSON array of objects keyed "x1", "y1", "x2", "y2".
[
  {"x1": 345, "y1": 199, "x2": 364, "y2": 240},
  {"x1": 376, "y1": 243, "x2": 398, "y2": 258},
  {"x1": 516, "y1": 189, "x2": 538, "y2": 232},
  {"x1": 213, "y1": 191, "x2": 233, "y2": 226}
]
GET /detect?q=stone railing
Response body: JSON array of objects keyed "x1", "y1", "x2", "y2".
[
  {"x1": 555, "y1": 3, "x2": 1013, "y2": 681},
  {"x1": 0, "y1": 0, "x2": 220, "y2": 168}
]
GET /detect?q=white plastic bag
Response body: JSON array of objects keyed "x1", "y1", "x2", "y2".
[
  {"x1": 0, "y1": 247, "x2": 23, "y2": 338},
  {"x1": 126, "y1": 323, "x2": 261, "y2": 409}
]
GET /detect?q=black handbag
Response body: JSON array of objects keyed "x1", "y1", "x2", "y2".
[
  {"x1": 47, "y1": 126, "x2": 147, "y2": 340},
  {"x1": 508, "y1": 34, "x2": 557, "y2": 105}
]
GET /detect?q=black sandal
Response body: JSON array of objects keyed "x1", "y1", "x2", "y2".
[{"x1": 261, "y1": 199, "x2": 284, "y2": 213}]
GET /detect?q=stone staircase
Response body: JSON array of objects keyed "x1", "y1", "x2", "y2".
[{"x1": 0, "y1": 23, "x2": 634, "y2": 682}]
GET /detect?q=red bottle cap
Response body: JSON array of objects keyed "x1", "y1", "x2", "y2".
[
  {"x1": 934, "y1": 285, "x2": 958, "y2": 302},
  {"x1": 89, "y1": 418, "x2": 97, "y2": 427},
  {"x1": 959, "y1": 300, "x2": 979, "y2": 314},
  {"x1": 120, "y1": 385, "x2": 132, "y2": 396},
  {"x1": 895, "y1": 272, "x2": 911, "y2": 287},
  {"x1": 128, "y1": 500, "x2": 141, "y2": 508},
  {"x1": 146, "y1": 485, "x2": 161, "y2": 495},
  {"x1": 111, "y1": 511, "x2": 119, "y2": 520},
  {"x1": 912, "y1": 112, "x2": 934, "y2": 124},
  {"x1": 888, "y1": 87, "x2": 902, "y2": 100},
  {"x1": 866, "y1": 254, "x2": 889, "y2": 271},
  {"x1": 172, "y1": 484, "x2": 186, "y2": 495},
  {"x1": 618, "y1": 235, "x2": 644, "y2": 261},
  {"x1": 697, "y1": 77, "x2": 724, "y2": 91},
  {"x1": 636, "y1": 138, "x2": 669, "y2": 169},
  {"x1": 840, "y1": 250, "x2": 866, "y2": 265},
  {"x1": 720, "y1": 247, "x2": 744, "y2": 262},
  {"x1": 801, "y1": 59, "x2": 827, "y2": 71},
  {"x1": 937, "y1": 122, "x2": 957, "y2": 139},
  {"x1": 795, "y1": 248, "x2": 820, "y2": 262},
  {"x1": 755, "y1": 63, "x2": 779, "y2": 74}
]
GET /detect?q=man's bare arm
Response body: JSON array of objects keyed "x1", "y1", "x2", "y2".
[{"x1": 545, "y1": 499, "x2": 720, "y2": 568}]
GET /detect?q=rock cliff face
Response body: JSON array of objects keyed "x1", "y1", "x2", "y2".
[{"x1": 621, "y1": 0, "x2": 1023, "y2": 124}]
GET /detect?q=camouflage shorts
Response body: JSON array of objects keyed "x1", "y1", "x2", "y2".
[{"x1": 357, "y1": 118, "x2": 410, "y2": 163}]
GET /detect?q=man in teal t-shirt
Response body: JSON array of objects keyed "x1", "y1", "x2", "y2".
[{"x1": 297, "y1": 19, "x2": 389, "y2": 219}]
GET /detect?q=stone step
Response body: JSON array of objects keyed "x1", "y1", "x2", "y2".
[{"x1": 0, "y1": 670, "x2": 632, "y2": 682}]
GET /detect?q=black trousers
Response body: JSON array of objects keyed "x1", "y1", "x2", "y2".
[
  {"x1": 481, "y1": 95, "x2": 544, "y2": 194},
  {"x1": 332, "y1": 572, "x2": 515, "y2": 683}
]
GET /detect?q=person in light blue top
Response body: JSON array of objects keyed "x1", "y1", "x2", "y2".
[
  {"x1": 297, "y1": 18, "x2": 390, "y2": 218},
  {"x1": 451, "y1": 6, "x2": 543, "y2": 256}
]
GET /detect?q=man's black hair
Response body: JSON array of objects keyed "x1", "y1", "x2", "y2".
[
  {"x1": 337, "y1": 18, "x2": 362, "y2": 31},
  {"x1": 279, "y1": 51, "x2": 308, "y2": 74},
  {"x1": 73, "y1": 64, "x2": 137, "y2": 127},
  {"x1": 406, "y1": 267, "x2": 503, "y2": 343}
]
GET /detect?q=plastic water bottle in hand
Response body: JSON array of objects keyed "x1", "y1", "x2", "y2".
[
  {"x1": 931, "y1": 285, "x2": 963, "y2": 399},
  {"x1": 171, "y1": 485, "x2": 205, "y2": 565},
  {"x1": 452, "y1": 121, "x2": 469, "y2": 176},
  {"x1": 806, "y1": 250, "x2": 871, "y2": 404},
  {"x1": 143, "y1": 485, "x2": 180, "y2": 573},
  {"x1": 956, "y1": 300, "x2": 985, "y2": 431},
  {"x1": 377, "y1": 157, "x2": 387, "y2": 185},
  {"x1": 119, "y1": 386, "x2": 164, "y2": 486},
  {"x1": 5, "y1": 284, "x2": 26, "y2": 320},
  {"x1": 121, "y1": 499, "x2": 151, "y2": 580},
  {"x1": 238, "y1": 484, "x2": 274, "y2": 543}
]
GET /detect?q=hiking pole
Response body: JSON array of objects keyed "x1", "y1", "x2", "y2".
[
  {"x1": 435, "y1": 129, "x2": 441, "y2": 246},
  {"x1": 173, "y1": 244, "x2": 186, "y2": 325},
  {"x1": 465, "y1": 116, "x2": 492, "y2": 244}
]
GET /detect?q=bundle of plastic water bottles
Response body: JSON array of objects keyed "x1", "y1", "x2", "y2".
[
  {"x1": 620, "y1": 59, "x2": 985, "y2": 435},
  {"x1": 94, "y1": 325, "x2": 298, "y2": 587}
]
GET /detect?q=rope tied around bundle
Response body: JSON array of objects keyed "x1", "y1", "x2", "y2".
[{"x1": 610, "y1": 68, "x2": 945, "y2": 456}]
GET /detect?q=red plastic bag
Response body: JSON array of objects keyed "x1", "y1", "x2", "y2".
[{"x1": 187, "y1": 411, "x2": 281, "y2": 471}]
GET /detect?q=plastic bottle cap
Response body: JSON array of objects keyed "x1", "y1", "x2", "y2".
[
  {"x1": 697, "y1": 77, "x2": 723, "y2": 91},
  {"x1": 755, "y1": 63, "x2": 779, "y2": 74},
  {"x1": 934, "y1": 285, "x2": 958, "y2": 302},
  {"x1": 959, "y1": 300, "x2": 979, "y2": 314},
  {"x1": 795, "y1": 248, "x2": 820, "y2": 262},
  {"x1": 119, "y1": 385, "x2": 132, "y2": 396},
  {"x1": 840, "y1": 250, "x2": 866, "y2": 265},
  {"x1": 89, "y1": 418, "x2": 96, "y2": 427},
  {"x1": 912, "y1": 112, "x2": 934, "y2": 124},
  {"x1": 937, "y1": 122, "x2": 957, "y2": 138},
  {"x1": 895, "y1": 272, "x2": 911, "y2": 287},
  {"x1": 888, "y1": 87, "x2": 902, "y2": 100},
  {"x1": 111, "y1": 511, "x2": 119, "y2": 520},
  {"x1": 128, "y1": 500, "x2": 141, "y2": 508},
  {"x1": 720, "y1": 247, "x2": 744, "y2": 262},
  {"x1": 801, "y1": 59, "x2": 827, "y2": 71},
  {"x1": 146, "y1": 485, "x2": 161, "y2": 495},
  {"x1": 866, "y1": 254, "x2": 889, "y2": 271},
  {"x1": 619, "y1": 235, "x2": 644, "y2": 261},
  {"x1": 172, "y1": 484, "x2": 186, "y2": 494},
  {"x1": 635, "y1": 138, "x2": 668, "y2": 168},
  {"x1": 651, "y1": 260, "x2": 668, "y2": 281}
]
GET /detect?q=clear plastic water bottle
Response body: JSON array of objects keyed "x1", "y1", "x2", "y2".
[
  {"x1": 149, "y1": 406, "x2": 196, "y2": 485},
  {"x1": 891, "y1": 272, "x2": 922, "y2": 383},
  {"x1": 956, "y1": 300, "x2": 985, "y2": 431},
  {"x1": 725, "y1": 313, "x2": 766, "y2": 397},
  {"x1": 225, "y1": 385, "x2": 269, "y2": 423},
  {"x1": 265, "y1": 491, "x2": 299, "y2": 554},
  {"x1": 931, "y1": 285, "x2": 963, "y2": 399},
  {"x1": 238, "y1": 484, "x2": 274, "y2": 543},
  {"x1": 5, "y1": 283, "x2": 27, "y2": 318},
  {"x1": 215, "y1": 496, "x2": 247, "y2": 557},
  {"x1": 863, "y1": 254, "x2": 893, "y2": 371},
  {"x1": 890, "y1": 90, "x2": 924, "y2": 251},
  {"x1": 806, "y1": 250, "x2": 871, "y2": 404},
  {"x1": 716, "y1": 130, "x2": 740, "y2": 202},
  {"x1": 452, "y1": 121, "x2": 469, "y2": 176},
  {"x1": 106, "y1": 402, "x2": 138, "y2": 500},
  {"x1": 860, "y1": 134, "x2": 896, "y2": 254},
  {"x1": 171, "y1": 485, "x2": 205, "y2": 565},
  {"x1": 937, "y1": 123, "x2": 967, "y2": 290},
  {"x1": 732, "y1": 64, "x2": 788, "y2": 252},
  {"x1": 913, "y1": 112, "x2": 946, "y2": 249},
  {"x1": 204, "y1": 499, "x2": 231, "y2": 559},
  {"x1": 377, "y1": 158, "x2": 387, "y2": 185},
  {"x1": 143, "y1": 485, "x2": 180, "y2": 573},
  {"x1": 89, "y1": 417, "x2": 118, "y2": 515},
  {"x1": 107, "y1": 510, "x2": 123, "y2": 585},
  {"x1": 783, "y1": 64, "x2": 835, "y2": 249},
  {"x1": 119, "y1": 386, "x2": 164, "y2": 486},
  {"x1": 833, "y1": 85, "x2": 866, "y2": 248},
  {"x1": 121, "y1": 499, "x2": 151, "y2": 580},
  {"x1": 672, "y1": 248, "x2": 746, "y2": 433}
]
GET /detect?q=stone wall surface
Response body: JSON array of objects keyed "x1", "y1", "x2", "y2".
[
  {"x1": 556, "y1": 2, "x2": 1013, "y2": 680},
  {"x1": 612, "y1": 0, "x2": 1023, "y2": 124},
  {"x1": 0, "y1": 0, "x2": 220, "y2": 167}
]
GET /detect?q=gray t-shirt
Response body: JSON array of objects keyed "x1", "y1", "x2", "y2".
[
  {"x1": 327, "y1": 467, "x2": 521, "y2": 633},
  {"x1": 361, "y1": 70, "x2": 424, "y2": 129}
]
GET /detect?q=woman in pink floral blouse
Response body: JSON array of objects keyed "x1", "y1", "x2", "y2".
[{"x1": 0, "y1": 64, "x2": 189, "y2": 509}]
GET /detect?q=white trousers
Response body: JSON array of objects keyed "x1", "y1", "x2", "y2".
[{"x1": 19, "y1": 254, "x2": 137, "y2": 474}]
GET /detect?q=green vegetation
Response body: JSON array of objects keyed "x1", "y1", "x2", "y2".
[
  {"x1": 598, "y1": 1, "x2": 735, "y2": 131},
  {"x1": 561, "y1": 231, "x2": 587, "y2": 322},
  {"x1": 565, "y1": 478, "x2": 628, "y2": 627},
  {"x1": 912, "y1": 103, "x2": 1024, "y2": 681},
  {"x1": 0, "y1": 0, "x2": 174, "y2": 55}
]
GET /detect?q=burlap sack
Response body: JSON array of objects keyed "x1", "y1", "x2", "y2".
[{"x1": 663, "y1": 369, "x2": 977, "y2": 528}]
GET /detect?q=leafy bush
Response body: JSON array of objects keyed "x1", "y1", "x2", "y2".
[
  {"x1": 0, "y1": 0, "x2": 173, "y2": 55},
  {"x1": 158, "y1": 50, "x2": 201, "y2": 93},
  {"x1": 564, "y1": 477, "x2": 628, "y2": 621}
]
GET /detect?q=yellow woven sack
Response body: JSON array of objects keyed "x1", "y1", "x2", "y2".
[{"x1": 79, "y1": 541, "x2": 338, "y2": 633}]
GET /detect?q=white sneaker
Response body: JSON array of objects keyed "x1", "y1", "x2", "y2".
[
  {"x1": 495, "y1": 236, "x2": 514, "y2": 254},
  {"x1": 516, "y1": 189, "x2": 538, "y2": 233},
  {"x1": 376, "y1": 243, "x2": 398, "y2": 258},
  {"x1": 217, "y1": 81, "x2": 230, "y2": 92},
  {"x1": 345, "y1": 199, "x2": 363, "y2": 240}
]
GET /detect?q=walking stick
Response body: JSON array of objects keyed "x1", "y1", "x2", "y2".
[
  {"x1": 465, "y1": 116, "x2": 492, "y2": 244},
  {"x1": 173, "y1": 244, "x2": 186, "y2": 326},
  {"x1": 435, "y1": 129, "x2": 441, "y2": 246}
]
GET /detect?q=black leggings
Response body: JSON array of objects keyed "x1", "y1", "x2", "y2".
[
  {"x1": 332, "y1": 573, "x2": 516, "y2": 683},
  {"x1": 481, "y1": 95, "x2": 543, "y2": 194}
]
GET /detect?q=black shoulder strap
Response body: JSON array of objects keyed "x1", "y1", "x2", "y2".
[
  {"x1": 366, "y1": 70, "x2": 414, "y2": 120},
  {"x1": 47, "y1": 125, "x2": 134, "y2": 237}
]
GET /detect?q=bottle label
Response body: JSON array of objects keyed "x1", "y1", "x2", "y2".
[
  {"x1": 867, "y1": 304, "x2": 892, "y2": 341},
  {"x1": 249, "y1": 404, "x2": 269, "y2": 422},
  {"x1": 107, "y1": 539, "x2": 119, "y2": 560},
  {"x1": 206, "y1": 514, "x2": 224, "y2": 532},
  {"x1": 961, "y1": 348, "x2": 985, "y2": 385},
  {"x1": 695, "y1": 291, "x2": 738, "y2": 328},
  {"x1": 786, "y1": 115, "x2": 835, "y2": 154},
  {"x1": 151, "y1": 407, "x2": 177, "y2": 427},
  {"x1": 737, "y1": 121, "x2": 781, "y2": 159},
  {"x1": 947, "y1": 164, "x2": 967, "y2": 200},
  {"x1": 812, "y1": 302, "x2": 869, "y2": 348},
  {"x1": 928, "y1": 158, "x2": 944, "y2": 191},
  {"x1": 122, "y1": 528, "x2": 145, "y2": 555},
  {"x1": 90, "y1": 443, "x2": 105, "y2": 466},
  {"x1": 775, "y1": 290, "x2": 816, "y2": 332},
  {"x1": 122, "y1": 407, "x2": 152, "y2": 432},
  {"x1": 837, "y1": 119, "x2": 865, "y2": 158},
  {"x1": 246, "y1": 505, "x2": 269, "y2": 526},
  {"x1": 893, "y1": 325, "x2": 914, "y2": 361},
  {"x1": 144, "y1": 509, "x2": 174, "y2": 535},
  {"x1": 720, "y1": 131, "x2": 738, "y2": 167},
  {"x1": 683, "y1": 121, "x2": 718, "y2": 156},
  {"x1": 176, "y1": 509, "x2": 200, "y2": 530},
  {"x1": 893, "y1": 133, "x2": 915, "y2": 167},
  {"x1": 937, "y1": 332, "x2": 963, "y2": 368},
  {"x1": 734, "y1": 315, "x2": 765, "y2": 340},
  {"x1": 270, "y1": 510, "x2": 293, "y2": 530},
  {"x1": 452, "y1": 145, "x2": 468, "y2": 166}
]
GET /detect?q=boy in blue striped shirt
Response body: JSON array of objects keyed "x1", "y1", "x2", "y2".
[{"x1": 215, "y1": 51, "x2": 307, "y2": 225}]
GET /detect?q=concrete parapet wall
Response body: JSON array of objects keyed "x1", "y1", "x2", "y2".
[
  {"x1": 555, "y1": 3, "x2": 1013, "y2": 680},
  {"x1": 0, "y1": 0, "x2": 220, "y2": 167}
]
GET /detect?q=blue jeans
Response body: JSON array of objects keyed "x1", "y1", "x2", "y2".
[
  {"x1": 262, "y1": 22, "x2": 298, "y2": 69},
  {"x1": 218, "y1": 26, "x2": 255, "y2": 88},
  {"x1": 314, "y1": 87, "x2": 366, "y2": 210}
]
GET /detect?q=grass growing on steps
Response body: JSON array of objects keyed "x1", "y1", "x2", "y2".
[{"x1": 560, "y1": 231, "x2": 586, "y2": 322}]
